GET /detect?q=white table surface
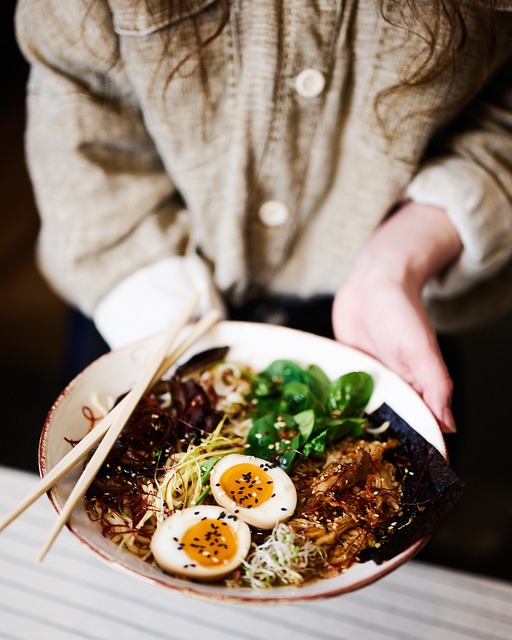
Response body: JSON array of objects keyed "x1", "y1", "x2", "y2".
[{"x1": 0, "y1": 465, "x2": 510, "y2": 640}]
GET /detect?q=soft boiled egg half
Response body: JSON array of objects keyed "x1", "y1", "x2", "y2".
[
  {"x1": 210, "y1": 453, "x2": 297, "y2": 529},
  {"x1": 150, "y1": 504, "x2": 252, "y2": 580}
]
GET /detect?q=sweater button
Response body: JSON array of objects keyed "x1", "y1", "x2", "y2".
[
  {"x1": 294, "y1": 68, "x2": 326, "y2": 98},
  {"x1": 258, "y1": 200, "x2": 289, "y2": 227}
]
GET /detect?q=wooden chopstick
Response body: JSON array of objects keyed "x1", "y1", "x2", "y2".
[
  {"x1": 151, "y1": 308, "x2": 221, "y2": 384},
  {"x1": 0, "y1": 297, "x2": 221, "y2": 548},
  {"x1": 37, "y1": 302, "x2": 222, "y2": 562},
  {"x1": 0, "y1": 304, "x2": 221, "y2": 537},
  {"x1": 0, "y1": 402, "x2": 121, "y2": 534}
]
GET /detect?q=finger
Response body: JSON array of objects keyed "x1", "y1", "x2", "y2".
[{"x1": 401, "y1": 342, "x2": 457, "y2": 434}]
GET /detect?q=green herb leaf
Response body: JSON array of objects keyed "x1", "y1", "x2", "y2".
[
  {"x1": 302, "y1": 418, "x2": 365, "y2": 456},
  {"x1": 199, "y1": 456, "x2": 221, "y2": 484},
  {"x1": 305, "y1": 364, "x2": 330, "y2": 410},
  {"x1": 262, "y1": 360, "x2": 309, "y2": 385},
  {"x1": 242, "y1": 369, "x2": 275, "y2": 398},
  {"x1": 195, "y1": 485, "x2": 212, "y2": 505},
  {"x1": 282, "y1": 381, "x2": 313, "y2": 413},
  {"x1": 277, "y1": 433, "x2": 301, "y2": 471},
  {"x1": 326, "y1": 372, "x2": 374, "y2": 417},
  {"x1": 246, "y1": 413, "x2": 280, "y2": 459},
  {"x1": 293, "y1": 409, "x2": 316, "y2": 445}
]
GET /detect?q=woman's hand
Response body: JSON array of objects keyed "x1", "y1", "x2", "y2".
[{"x1": 332, "y1": 201, "x2": 463, "y2": 433}]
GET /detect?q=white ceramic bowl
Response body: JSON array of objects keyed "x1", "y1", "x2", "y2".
[{"x1": 39, "y1": 321, "x2": 445, "y2": 604}]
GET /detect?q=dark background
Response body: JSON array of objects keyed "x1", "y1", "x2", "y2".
[{"x1": 1, "y1": 1, "x2": 511, "y2": 582}]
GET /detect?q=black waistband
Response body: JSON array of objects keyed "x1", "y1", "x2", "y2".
[{"x1": 227, "y1": 295, "x2": 334, "y2": 339}]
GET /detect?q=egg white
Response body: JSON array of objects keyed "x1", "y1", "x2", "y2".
[
  {"x1": 210, "y1": 453, "x2": 297, "y2": 530},
  {"x1": 150, "y1": 504, "x2": 251, "y2": 580}
]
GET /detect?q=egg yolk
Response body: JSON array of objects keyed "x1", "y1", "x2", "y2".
[
  {"x1": 218, "y1": 463, "x2": 274, "y2": 509},
  {"x1": 181, "y1": 518, "x2": 239, "y2": 567}
]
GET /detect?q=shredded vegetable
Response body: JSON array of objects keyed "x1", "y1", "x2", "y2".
[
  {"x1": 157, "y1": 418, "x2": 245, "y2": 519},
  {"x1": 241, "y1": 524, "x2": 326, "y2": 589}
]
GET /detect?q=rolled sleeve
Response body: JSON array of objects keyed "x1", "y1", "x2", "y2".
[
  {"x1": 94, "y1": 254, "x2": 226, "y2": 349},
  {"x1": 406, "y1": 157, "x2": 512, "y2": 299}
]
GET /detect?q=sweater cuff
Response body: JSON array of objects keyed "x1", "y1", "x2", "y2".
[
  {"x1": 93, "y1": 255, "x2": 226, "y2": 349},
  {"x1": 406, "y1": 158, "x2": 512, "y2": 299}
]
